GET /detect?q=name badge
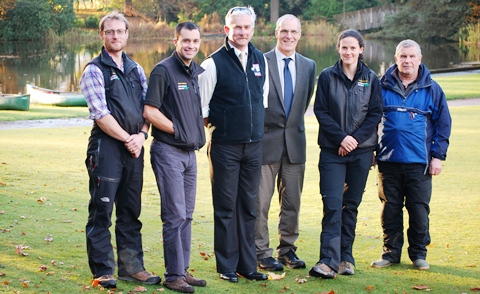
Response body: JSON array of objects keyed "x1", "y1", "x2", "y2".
[{"x1": 251, "y1": 64, "x2": 262, "y2": 77}]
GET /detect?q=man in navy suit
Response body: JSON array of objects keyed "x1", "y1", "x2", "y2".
[{"x1": 255, "y1": 14, "x2": 316, "y2": 271}]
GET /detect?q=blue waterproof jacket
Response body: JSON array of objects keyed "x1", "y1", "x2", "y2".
[{"x1": 377, "y1": 63, "x2": 451, "y2": 164}]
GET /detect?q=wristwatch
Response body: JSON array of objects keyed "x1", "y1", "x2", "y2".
[{"x1": 140, "y1": 131, "x2": 148, "y2": 140}]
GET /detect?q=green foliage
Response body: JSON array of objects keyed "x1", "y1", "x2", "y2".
[
  {"x1": 192, "y1": 0, "x2": 269, "y2": 23},
  {"x1": 49, "y1": 0, "x2": 76, "y2": 34},
  {"x1": 374, "y1": 0, "x2": 470, "y2": 41},
  {"x1": 282, "y1": 0, "x2": 311, "y2": 17},
  {"x1": 84, "y1": 15, "x2": 99, "y2": 29},
  {"x1": 195, "y1": 0, "x2": 245, "y2": 19},
  {"x1": 73, "y1": 17, "x2": 85, "y2": 28},
  {"x1": 0, "y1": 0, "x2": 75, "y2": 41},
  {"x1": 305, "y1": 0, "x2": 381, "y2": 20},
  {"x1": 460, "y1": 23, "x2": 480, "y2": 43},
  {"x1": 2, "y1": 0, "x2": 50, "y2": 41}
]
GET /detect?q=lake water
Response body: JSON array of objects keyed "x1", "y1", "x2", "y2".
[{"x1": 0, "y1": 37, "x2": 478, "y2": 94}]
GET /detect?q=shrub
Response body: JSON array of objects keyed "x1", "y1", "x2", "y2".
[
  {"x1": 0, "y1": 0, "x2": 75, "y2": 41},
  {"x1": 84, "y1": 15, "x2": 99, "y2": 29},
  {"x1": 73, "y1": 17, "x2": 85, "y2": 28}
]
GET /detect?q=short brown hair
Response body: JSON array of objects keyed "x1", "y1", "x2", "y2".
[{"x1": 99, "y1": 11, "x2": 129, "y2": 32}]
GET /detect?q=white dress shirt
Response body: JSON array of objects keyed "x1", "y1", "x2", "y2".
[{"x1": 275, "y1": 47, "x2": 296, "y2": 98}]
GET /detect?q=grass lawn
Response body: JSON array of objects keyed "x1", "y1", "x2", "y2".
[
  {"x1": 1, "y1": 105, "x2": 479, "y2": 293},
  {"x1": 434, "y1": 73, "x2": 480, "y2": 100},
  {"x1": 0, "y1": 105, "x2": 89, "y2": 122}
]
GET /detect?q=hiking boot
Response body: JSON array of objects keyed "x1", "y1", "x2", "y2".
[
  {"x1": 93, "y1": 274, "x2": 117, "y2": 289},
  {"x1": 185, "y1": 271, "x2": 206, "y2": 287},
  {"x1": 370, "y1": 259, "x2": 394, "y2": 268},
  {"x1": 163, "y1": 278, "x2": 194, "y2": 293},
  {"x1": 118, "y1": 270, "x2": 161, "y2": 285},
  {"x1": 338, "y1": 261, "x2": 355, "y2": 275},
  {"x1": 413, "y1": 259, "x2": 430, "y2": 270},
  {"x1": 309, "y1": 262, "x2": 336, "y2": 279}
]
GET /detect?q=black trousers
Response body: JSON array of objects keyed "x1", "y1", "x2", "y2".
[
  {"x1": 208, "y1": 141, "x2": 262, "y2": 274},
  {"x1": 377, "y1": 161, "x2": 432, "y2": 262},
  {"x1": 85, "y1": 135, "x2": 145, "y2": 277},
  {"x1": 318, "y1": 150, "x2": 372, "y2": 270}
]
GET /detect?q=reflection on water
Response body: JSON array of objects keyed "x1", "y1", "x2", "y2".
[{"x1": 0, "y1": 37, "x2": 478, "y2": 94}]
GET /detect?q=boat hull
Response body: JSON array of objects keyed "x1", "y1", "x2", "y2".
[
  {"x1": 0, "y1": 94, "x2": 31, "y2": 111},
  {"x1": 27, "y1": 84, "x2": 87, "y2": 107}
]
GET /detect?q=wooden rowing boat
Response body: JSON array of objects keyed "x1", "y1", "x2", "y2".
[
  {"x1": 0, "y1": 93, "x2": 30, "y2": 111},
  {"x1": 26, "y1": 84, "x2": 87, "y2": 107}
]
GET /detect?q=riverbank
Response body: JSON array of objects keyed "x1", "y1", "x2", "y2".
[{"x1": 0, "y1": 98, "x2": 478, "y2": 130}]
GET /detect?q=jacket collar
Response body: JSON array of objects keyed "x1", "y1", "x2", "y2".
[
  {"x1": 381, "y1": 63, "x2": 431, "y2": 90},
  {"x1": 99, "y1": 46, "x2": 136, "y2": 74},
  {"x1": 171, "y1": 50, "x2": 205, "y2": 78}
]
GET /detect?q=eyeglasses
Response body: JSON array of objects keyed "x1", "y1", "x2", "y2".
[
  {"x1": 227, "y1": 6, "x2": 253, "y2": 16},
  {"x1": 104, "y1": 29, "x2": 127, "y2": 36},
  {"x1": 279, "y1": 30, "x2": 300, "y2": 36}
]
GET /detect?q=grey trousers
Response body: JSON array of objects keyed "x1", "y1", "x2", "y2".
[
  {"x1": 255, "y1": 156, "x2": 305, "y2": 259},
  {"x1": 150, "y1": 140, "x2": 197, "y2": 282}
]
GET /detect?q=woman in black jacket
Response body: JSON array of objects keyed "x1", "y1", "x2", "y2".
[{"x1": 309, "y1": 29, "x2": 383, "y2": 279}]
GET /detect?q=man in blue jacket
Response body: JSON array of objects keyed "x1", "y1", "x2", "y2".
[{"x1": 371, "y1": 39, "x2": 451, "y2": 271}]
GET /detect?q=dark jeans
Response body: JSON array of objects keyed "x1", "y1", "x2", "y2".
[
  {"x1": 318, "y1": 150, "x2": 373, "y2": 271},
  {"x1": 377, "y1": 161, "x2": 432, "y2": 262},
  {"x1": 150, "y1": 140, "x2": 196, "y2": 282},
  {"x1": 208, "y1": 141, "x2": 262, "y2": 274},
  {"x1": 85, "y1": 135, "x2": 145, "y2": 277}
]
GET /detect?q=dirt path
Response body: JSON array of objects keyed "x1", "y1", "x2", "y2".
[{"x1": 0, "y1": 117, "x2": 92, "y2": 130}]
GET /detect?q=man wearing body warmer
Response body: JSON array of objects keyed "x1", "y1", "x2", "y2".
[{"x1": 199, "y1": 6, "x2": 269, "y2": 283}]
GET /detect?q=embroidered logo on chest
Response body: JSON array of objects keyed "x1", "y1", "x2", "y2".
[
  {"x1": 357, "y1": 79, "x2": 370, "y2": 87},
  {"x1": 251, "y1": 64, "x2": 262, "y2": 77},
  {"x1": 178, "y1": 82, "x2": 189, "y2": 90}
]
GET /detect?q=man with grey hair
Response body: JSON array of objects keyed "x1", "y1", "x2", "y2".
[
  {"x1": 255, "y1": 14, "x2": 316, "y2": 272},
  {"x1": 80, "y1": 11, "x2": 160, "y2": 288},
  {"x1": 199, "y1": 6, "x2": 269, "y2": 283},
  {"x1": 371, "y1": 39, "x2": 451, "y2": 271}
]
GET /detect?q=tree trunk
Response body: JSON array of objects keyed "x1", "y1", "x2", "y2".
[
  {"x1": 124, "y1": 0, "x2": 133, "y2": 16},
  {"x1": 270, "y1": 0, "x2": 279, "y2": 23}
]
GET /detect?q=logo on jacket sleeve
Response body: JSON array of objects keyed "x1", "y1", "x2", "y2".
[{"x1": 178, "y1": 82, "x2": 189, "y2": 90}]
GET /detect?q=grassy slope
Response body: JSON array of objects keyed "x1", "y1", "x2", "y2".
[{"x1": 1, "y1": 106, "x2": 479, "y2": 293}]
